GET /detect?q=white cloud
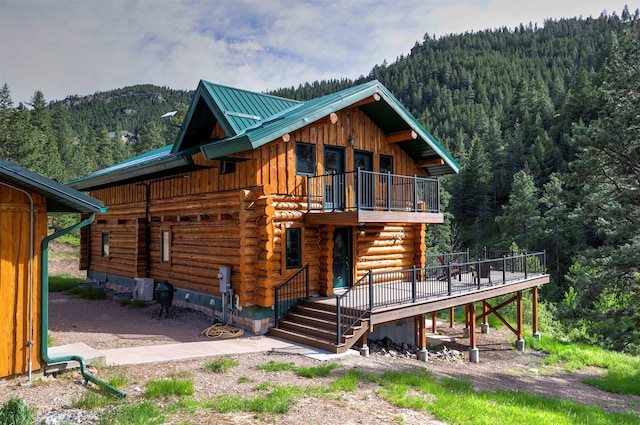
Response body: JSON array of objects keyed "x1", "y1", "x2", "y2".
[{"x1": 0, "y1": 0, "x2": 634, "y2": 104}]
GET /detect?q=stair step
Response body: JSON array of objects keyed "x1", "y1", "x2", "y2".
[
  {"x1": 269, "y1": 328, "x2": 342, "y2": 353},
  {"x1": 279, "y1": 320, "x2": 337, "y2": 340},
  {"x1": 287, "y1": 312, "x2": 336, "y2": 330}
]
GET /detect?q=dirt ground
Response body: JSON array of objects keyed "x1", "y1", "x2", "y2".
[{"x1": 2, "y1": 245, "x2": 639, "y2": 424}]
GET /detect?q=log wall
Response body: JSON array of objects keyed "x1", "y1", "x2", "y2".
[
  {"x1": 86, "y1": 107, "x2": 437, "y2": 310},
  {"x1": 0, "y1": 186, "x2": 46, "y2": 378}
]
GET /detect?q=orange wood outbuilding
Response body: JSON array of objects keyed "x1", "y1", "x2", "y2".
[{"x1": 0, "y1": 159, "x2": 104, "y2": 379}]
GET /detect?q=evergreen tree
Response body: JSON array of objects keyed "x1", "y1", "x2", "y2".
[
  {"x1": 495, "y1": 170, "x2": 541, "y2": 250},
  {"x1": 566, "y1": 28, "x2": 640, "y2": 352}
]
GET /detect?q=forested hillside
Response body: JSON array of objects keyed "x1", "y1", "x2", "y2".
[{"x1": 1, "y1": 8, "x2": 639, "y2": 353}]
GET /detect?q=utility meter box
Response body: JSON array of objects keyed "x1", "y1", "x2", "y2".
[
  {"x1": 218, "y1": 266, "x2": 231, "y2": 293},
  {"x1": 133, "y1": 278, "x2": 154, "y2": 301}
]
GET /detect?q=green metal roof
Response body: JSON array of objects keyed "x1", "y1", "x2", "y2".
[
  {"x1": 172, "y1": 80, "x2": 301, "y2": 153},
  {"x1": 69, "y1": 80, "x2": 459, "y2": 191},
  {"x1": 0, "y1": 159, "x2": 106, "y2": 213},
  {"x1": 199, "y1": 80, "x2": 459, "y2": 176},
  {"x1": 67, "y1": 144, "x2": 202, "y2": 191}
]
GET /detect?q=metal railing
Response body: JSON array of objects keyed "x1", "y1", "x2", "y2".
[
  {"x1": 334, "y1": 251, "x2": 547, "y2": 337},
  {"x1": 336, "y1": 271, "x2": 373, "y2": 345},
  {"x1": 273, "y1": 265, "x2": 310, "y2": 328},
  {"x1": 307, "y1": 169, "x2": 440, "y2": 213}
]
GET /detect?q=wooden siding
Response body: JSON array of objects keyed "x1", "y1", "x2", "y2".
[
  {"x1": 86, "y1": 107, "x2": 437, "y2": 310},
  {"x1": 0, "y1": 186, "x2": 45, "y2": 377}
]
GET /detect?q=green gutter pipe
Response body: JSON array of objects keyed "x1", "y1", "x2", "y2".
[{"x1": 41, "y1": 214, "x2": 126, "y2": 398}]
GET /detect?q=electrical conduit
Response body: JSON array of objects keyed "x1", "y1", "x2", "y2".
[{"x1": 41, "y1": 214, "x2": 126, "y2": 398}]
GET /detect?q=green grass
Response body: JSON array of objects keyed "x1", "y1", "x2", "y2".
[
  {"x1": 255, "y1": 360, "x2": 342, "y2": 378},
  {"x1": 48, "y1": 274, "x2": 84, "y2": 292},
  {"x1": 0, "y1": 398, "x2": 35, "y2": 425},
  {"x1": 99, "y1": 401, "x2": 165, "y2": 425},
  {"x1": 144, "y1": 377, "x2": 195, "y2": 398},
  {"x1": 203, "y1": 357, "x2": 240, "y2": 373},
  {"x1": 366, "y1": 368, "x2": 640, "y2": 425},
  {"x1": 526, "y1": 334, "x2": 640, "y2": 395}
]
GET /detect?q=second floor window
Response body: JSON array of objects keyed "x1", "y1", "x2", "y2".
[{"x1": 296, "y1": 142, "x2": 316, "y2": 176}]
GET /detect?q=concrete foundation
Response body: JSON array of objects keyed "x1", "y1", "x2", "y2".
[
  {"x1": 462, "y1": 327, "x2": 470, "y2": 338},
  {"x1": 481, "y1": 323, "x2": 489, "y2": 333},
  {"x1": 469, "y1": 347, "x2": 479, "y2": 363},
  {"x1": 359, "y1": 346, "x2": 370, "y2": 357},
  {"x1": 516, "y1": 339, "x2": 525, "y2": 352},
  {"x1": 417, "y1": 349, "x2": 428, "y2": 362},
  {"x1": 533, "y1": 332, "x2": 541, "y2": 342}
]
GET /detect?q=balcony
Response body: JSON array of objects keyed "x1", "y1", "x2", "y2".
[{"x1": 305, "y1": 170, "x2": 442, "y2": 225}]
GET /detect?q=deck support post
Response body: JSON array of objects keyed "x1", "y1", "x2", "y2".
[
  {"x1": 359, "y1": 332, "x2": 369, "y2": 357},
  {"x1": 532, "y1": 286, "x2": 540, "y2": 341},
  {"x1": 481, "y1": 300, "x2": 489, "y2": 333},
  {"x1": 415, "y1": 315, "x2": 428, "y2": 362},
  {"x1": 516, "y1": 291, "x2": 525, "y2": 352},
  {"x1": 449, "y1": 307, "x2": 455, "y2": 328},
  {"x1": 431, "y1": 312, "x2": 437, "y2": 333},
  {"x1": 467, "y1": 303, "x2": 479, "y2": 363}
]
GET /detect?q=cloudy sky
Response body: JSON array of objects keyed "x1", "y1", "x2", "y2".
[{"x1": 0, "y1": 0, "x2": 634, "y2": 104}]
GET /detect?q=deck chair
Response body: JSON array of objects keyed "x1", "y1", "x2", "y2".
[{"x1": 437, "y1": 256, "x2": 462, "y2": 280}]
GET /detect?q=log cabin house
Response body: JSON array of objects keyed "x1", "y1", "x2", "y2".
[
  {"x1": 0, "y1": 159, "x2": 105, "y2": 379},
  {"x1": 69, "y1": 80, "x2": 549, "y2": 359}
]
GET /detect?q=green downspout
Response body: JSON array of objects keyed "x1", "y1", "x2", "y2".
[{"x1": 41, "y1": 213, "x2": 126, "y2": 398}]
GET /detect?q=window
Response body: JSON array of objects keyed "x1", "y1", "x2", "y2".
[
  {"x1": 379, "y1": 154, "x2": 393, "y2": 174},
  {"x1": 285, "y1": 227, "x2": 302, "y2": 269},
  {"x1": 161, "y1": 230, "x2": 170, "y2": 263},
  {"x1": 220, "y1": 161, "x2": 236, "y2": 174},
  {"x1": 296, "y1": 142, "x2": 316, "y2": 175},
  {"x1": 101, "y1": 232, "x2": 109, "y2": 258}
]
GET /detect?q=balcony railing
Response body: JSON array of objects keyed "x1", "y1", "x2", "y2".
[{"x1": 307, "y1": 169, "x2": 440, "y2": 214}]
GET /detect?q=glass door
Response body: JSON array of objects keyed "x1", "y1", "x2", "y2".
[
  {"x1": 323, "y1": 146, "x2": 345, "y2": 211},
  {"x1": 354, "y1": 151, "x2": 374, "y2": 209},
  {"x1": 332, "y1": 227, "x2": 352, "y2": 289}
]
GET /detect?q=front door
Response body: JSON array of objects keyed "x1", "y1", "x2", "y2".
[
  {"x1": 324, "y1": 146, "x2": 345, "y2": 211},
  {"x1": 332, "y1": 227, "x2": 352, "y2": 289}
]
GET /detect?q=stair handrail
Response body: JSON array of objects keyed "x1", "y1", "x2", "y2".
[
  {"x1": 336, "y1": 270, "x2": 372, "y2": 345},
  {"x1": 274, "y1": 264, "x2": 310, "y2": 328}
]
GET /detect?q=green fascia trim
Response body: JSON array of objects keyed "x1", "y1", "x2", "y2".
[
  {"x1": 0, "y1": 158, "x2": 105, "y2": 213},
  {"x1": 201, "y1": 80, "x2": 459, "y2": 175},
  {"x1": 67, "y1": 145, "x2": 197, "y2": 191}
]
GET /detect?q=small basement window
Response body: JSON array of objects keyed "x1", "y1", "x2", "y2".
[
  {"x1": 296, "y1": 142, "x2": 316, "y2": 176},
  {"x1": 161, "y1": 230, "x2": 170, "y2": 263},
  {"x1": 101, "y1": 232, "x2": 109, "y2": 258},
  {"x1": 285, "y1": 227, "x2": 302, "y2": 269}
]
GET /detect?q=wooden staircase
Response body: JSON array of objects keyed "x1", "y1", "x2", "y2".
[{"x1": 269, "y1": 299, "x2": 370, "y2": 354}]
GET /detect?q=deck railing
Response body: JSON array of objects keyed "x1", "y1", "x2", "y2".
[
  {"x1": 334, "y1": 251, "x2": 546, "y2": 339},
  {"x1": 273, "y1": 265, "x2": 310, "y2": 328},
  {"x1": 336, "y1": 271, "x2": 373, "y2": 345},
  {"x1": 307, "y1": 169, "x2": 440, "y2": 213}
]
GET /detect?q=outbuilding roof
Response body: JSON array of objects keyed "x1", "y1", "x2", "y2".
[{"x1": 0, "y1": 159, "x2": 106, "y2": 213}]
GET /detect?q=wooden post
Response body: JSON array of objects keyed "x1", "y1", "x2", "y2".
[
  {"x1": 532, "y1": 286, "x2": 540, "y2": 340},
  {"x1": 415, "y1": 315, "x2": 427, "y2": 350},
  {"x1": 449, "y1": 307, "x2": 455, "y2": 328},
  {"x1": 517, "y1": 291, "x2": 523, "y2": 340},
  {"x1": 431, "y1": 312, "x2": 437, "y2": 333},
  {"x1": 468, "y1": 303, "x2": 477, "y2": 348}
]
